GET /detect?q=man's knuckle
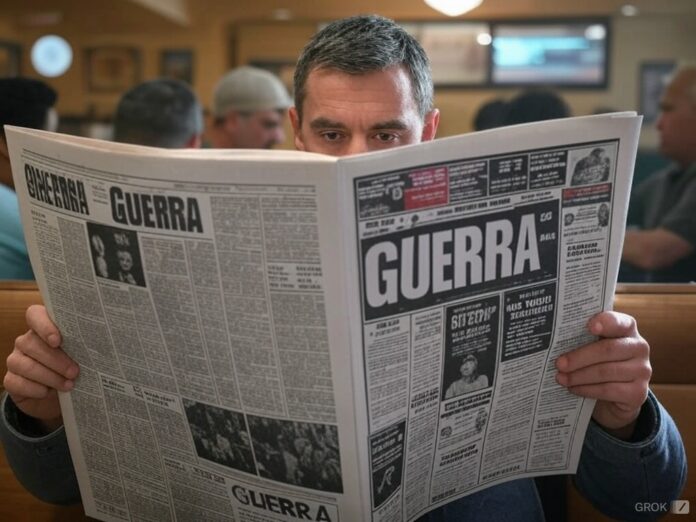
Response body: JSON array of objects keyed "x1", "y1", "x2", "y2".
[
  {"x1": 625, "y1": 314, "x2": 637, "y2": 331},
  {"x1": 639, "y1": 362, "x2": 652, "y2": 380}
]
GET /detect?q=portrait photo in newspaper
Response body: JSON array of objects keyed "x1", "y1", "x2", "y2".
[
  {"x1": 247, "y1": 415, "x2": 343, "y2": 494},
  {"x1": 86, "y1": 222, "x2": 146, "y2": 287},
  {"x1": 183, "y1": 399, "x2": 256, "y2": 474},
  {"x1": 442, "y1": 296, "x2": 499, "y2": 401},
  {"x1": 569, "y1": 144, "x2": 617, "y2": 186}
]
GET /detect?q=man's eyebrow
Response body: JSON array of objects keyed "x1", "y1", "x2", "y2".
[
  {"x1": 308, "y1": 118, "x2": 410, "y2": 131},
  {"x1": 309, "y1": 117, "x2": 348, "y2": 130},
  {"x1": 370, "y1": 119, "x2": 409, "y2": 131}
]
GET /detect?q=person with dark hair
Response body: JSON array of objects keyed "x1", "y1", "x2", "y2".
[
  {"x1": 472, "y1": 98, "x2": 508, "y2": 131},
  {"x1": 113, "y1": 78, "x2": 203, "y2": 148},
  {"x1": 0, "y1": 15, "x2": 686, "y2": 522},
  {"x1": 503, "y1": 89, "x2": 571, "y2": 126},
  {"x1": 289, "y1": 14, "x2": 438, "y2": 156},
  {"x1": 622, "y1": 65, "x2": 696, "y2": 282},
  {"x1": 0, "y1": 78, "x2": 58, "y2": 280},
  {"x1": 209, "y1": 66, "x2": 292, "y2": 149}
]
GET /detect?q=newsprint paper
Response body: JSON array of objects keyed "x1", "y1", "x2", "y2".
[{"x1": 6, "y1": 113, "x2": 640, "y2": 522}]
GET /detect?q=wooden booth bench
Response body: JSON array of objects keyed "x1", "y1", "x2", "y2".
[{"x1": 0, "y1": 281, "x2": 694, "y2": 521}]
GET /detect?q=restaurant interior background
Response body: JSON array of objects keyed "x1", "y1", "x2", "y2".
[{"x1": 0, "y1": 0, "x2": 694, "y2": 160}]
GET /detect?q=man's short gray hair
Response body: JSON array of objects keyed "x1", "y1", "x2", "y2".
[
  {"x1": 114, "y1": 79, "x2": 203, "y2": 148},
  {"x1": 293, "y1": 15, "x2": 433, "y2": 122}
]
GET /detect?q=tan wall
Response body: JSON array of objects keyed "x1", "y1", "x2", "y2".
[
  {"x1": 0, "y1": 12, "x2": 695, "y2": 148},
  {"x1": 2, "y1": 22, "x2": 229, "y2": 118},
  {"x1": 230, "y1": 15, "x2": 696, "y2": 147}
]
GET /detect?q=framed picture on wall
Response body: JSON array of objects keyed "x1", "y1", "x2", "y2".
[
  {"x1": 248, "y1": 60, "x2": 296, "y2": 94},
  {"x1": 85, "y1": 47, "x2": 141, "y2": 92},
  {"x1": 418, "y1": 23, "x2": 489, "y2": 86},
  {"x1": 160, "y1": 49, "x2": 194, "y2": 84},
  {"x1": 0, "y1": 41, "x2": 21, "y2": 77},
  {"x1": 639, "y1": 61, "x2": 676, "y2": 124}
]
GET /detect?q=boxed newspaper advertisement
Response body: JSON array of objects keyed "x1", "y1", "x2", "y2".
[{"x1": 5, "y1": 113, "x2": 640, "y2": 522}]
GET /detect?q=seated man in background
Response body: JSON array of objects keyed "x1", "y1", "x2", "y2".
[
  {"x1": 1, "y1": 15, "x2": 687, "y2": 521},
  {"x1": 0, "y1": 78, "x2": 58, "y2": 280},
  {"x1": 622, "y1": 65, "x2": 696, "y2": 282},
  {"x1": 503, "y1": 89, "x2": 571, "y2": 126},
  {"x1": 113, "y1": 78, "x2": 203, "y2": 148},
  {"x1": 208, "y1": 65, "x2": 292, "y2": 149}
]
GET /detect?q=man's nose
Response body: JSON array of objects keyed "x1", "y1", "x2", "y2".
[
  {"x1": 344, "y1": 137, "x2": 370, "y2": 156},
  {"x1": 272, "y1": 127, "x2": 286, "y2": 145},
  {"x1": 655, "y1": 113, "x2": 665, "y2": 132}
]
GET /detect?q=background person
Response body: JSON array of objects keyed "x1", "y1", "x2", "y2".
[
  {"x1": 622, "y1": 64, "x2": 696, "y2": 282},
  {"x1": 503, "y1": 88, "x2": 571, "y2": 126},
  {"x1": 472, "y1": 98, "x2": 508, "y2": 131},
  {"x1": 0, "y1": 78, "x2": 58, "y2": 280},
  {"x1": 208, "y1": 66, "x2": 292, "y2": 149},
  {"x1": 113, "y1": 78, "x2": 203, "y2": 148}
]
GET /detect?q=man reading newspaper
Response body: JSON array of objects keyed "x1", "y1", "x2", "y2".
[{"x1": 0, "y1": 15, "x2": 686, "y2": 522}]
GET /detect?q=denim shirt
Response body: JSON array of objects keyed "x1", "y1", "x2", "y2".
[{"x1": 0, "y1": 391, "x2": 686, "y2": 521}]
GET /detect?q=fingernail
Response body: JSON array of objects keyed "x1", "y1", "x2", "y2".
[
  {"x1": 48, "y1": 334, "x2": 60, "y2": 347},
  {"x1": 64, "y1": 380, "x2": 74, "y2": 391},
  {"x1": 590, "y1": 321, "x2": 603, "y2": 335},
  {"x1": 65, "y1": 365, "x2": 79, "y2": 379},
  {"x1": 556, "y1": 373, "x2": 567, "y2": 386}
]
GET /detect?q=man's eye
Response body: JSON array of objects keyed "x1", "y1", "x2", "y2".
[
  {"x1": 375, "y1": 132, "x2": 398, "y2": 143},
  {"x1": 321, "y1": 132, "x2": 343, "y2": 142}
]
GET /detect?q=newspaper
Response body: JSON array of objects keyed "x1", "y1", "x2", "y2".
[{"x1": 6, "y1": 113, "x2": 640, "y2": 522}]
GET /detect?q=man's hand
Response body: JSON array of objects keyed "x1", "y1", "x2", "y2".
[
  {"x1": 556, "y1": 311, "x2": 651, "y2": 440},
  {"x1": 3, "y1": 305, "x2": 79, "y2": 432}
]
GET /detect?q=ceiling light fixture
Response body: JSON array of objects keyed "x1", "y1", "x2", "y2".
[
  {"x1": 424, "y1": 0, "x2": 483, "y2": 17},
  {"x1": 621, "y1": 4, "x2": 639, "y2": 16},
  {"x1": 476, "y1": 33, "x2": 492, "y2": 45}
]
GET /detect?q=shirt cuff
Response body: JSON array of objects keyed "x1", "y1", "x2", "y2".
[
  {"x1": 1, "y1": 392, "x2": 65, "y2": 442},
  {"x1": 583, "y1": 390, "x2": 662, "y2": 464}
]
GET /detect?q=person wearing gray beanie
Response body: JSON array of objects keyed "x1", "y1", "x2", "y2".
[{"x1": 209, "y1": 65, "x2": 292, "y2": 149}]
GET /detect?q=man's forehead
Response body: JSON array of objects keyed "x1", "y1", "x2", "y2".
[
  {"x1": 304, "y1": 66, "x2": 414, "y2": 102},
  {"x1": 301, "y1": 66, "x2": 420, "y2": 122}
]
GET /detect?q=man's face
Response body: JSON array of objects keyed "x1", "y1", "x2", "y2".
[
  {"x1": 290, "y1": 65, "x2": 439, "y2": 157},
  {"x1": 460, "y1": 358, "x2": 476, "y2": 377},
  {"x1": 233, "y1": 109, "x2": 286, "y2": 149},
  {"x1": 657, "y1": 72, "x2": 696, "y2": 166}
]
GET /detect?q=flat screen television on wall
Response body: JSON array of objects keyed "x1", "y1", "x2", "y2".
[{"x1": 490, "y1": 20, "x2": 610, "y2": 88}]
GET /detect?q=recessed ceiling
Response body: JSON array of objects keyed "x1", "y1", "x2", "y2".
[{"x1": 2, "y1": 0, "x2": 695, "y2": 35}]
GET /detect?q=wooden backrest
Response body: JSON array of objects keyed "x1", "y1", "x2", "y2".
[{"x1": 614, "y1": 284, "x2": 696, "y2": 384}]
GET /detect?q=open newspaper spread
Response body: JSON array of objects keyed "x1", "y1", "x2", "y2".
[{"x1": 6, "y1": 113, "x2": 640, "y2": 522}]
